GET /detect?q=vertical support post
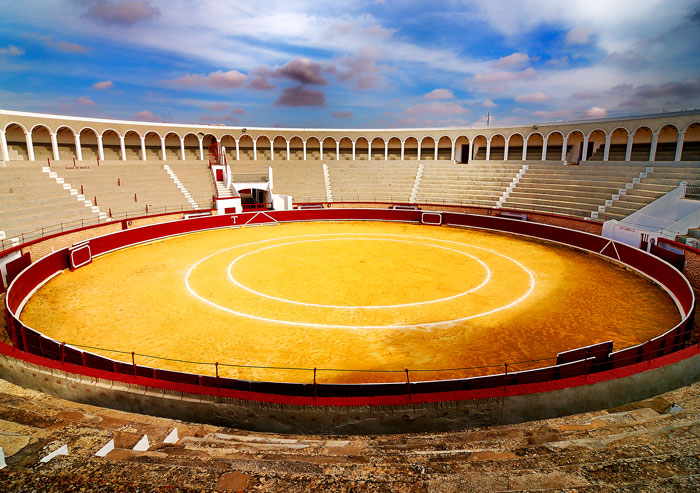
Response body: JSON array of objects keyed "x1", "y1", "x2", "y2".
[
  {"x1": 25, "y1": 131, "x2": 35, "y2": 161},
  {"x1": 160, "y1": 137, "x2": 166, "y2": 161},
  {"x1": 270, "y1": 139, "x2": 274, "y2": 161},
  {"x1": 368, "y1": 140, "x2": 372, "y2": 161},
  {"x1": 286, "y1": 139, "x2": 290, "y2": 160},
  {"x1": 625, "y1": 133, "x2": 634, "y2": 161},
  {"x1": 468, "y1": 140, "x2": 473, "y2": 163},
  {"x1": 119, "y1": 135, "x2": 126, "y2": 160},
  {"x1": 417, "y1": 140, "x2": 422, "y2": 161},
  {"x1": 434, "y1": 142, "x2": 438, "y2": 160},
  {"x1": 303, "y1": 140, "x2": 307, "y2": 160},
  {"x1": 352, "y1": 140, "x2": 356, "y2": 160},
  {"x1": 75, "y1": 132, "x2": 83, "y2": 161},
  {"x1": 198, "y1": 137, "x2": 204, "y2": 161},
  {"x1": 50, "y1": 132, "x2": 60, "y2": 161},
  {"x1": 335, "y1": 140, "x2": 340, "y2": 161},
  {"x1": 504, "y1": 139, "x2": 510, "y2": 161},
  {"x1": 521, "y1": 139, "x2": 528, "y2": 161},
  {"x1": 541, "y1": 137, "x2": 548, "y2": 161},
  {"x1": 581, "y1": 135, "x2": 589, "y2": 161},
  {"x1": 561, "y1": 136, "x2": 569, "y2": 161},
  {"x1": 0, "y1": 129, "x2": 9, "y2": 161},
  {"x1": 675, "y1": 131, "x2": 685, "y2": 162},
  {"x1": 140, "y1": 136, "x2": 146, "y2": 161},
  {"x1": 450, "y1": 140, "x2": 455, "y2": 161},
  {"x1": 400, "y1": 140, "x2": 405, "y2": 161},
  {"x1": 180, "y1": 138, "x2": 186, "y2": 160},
  {"x1": 253, "y1": 139, "x2": 257, "y2": 160},
  {"x1": 405, "y1": 369, "x2": 411, "y2": 398},
  {"x1": 235, "y1": 138, "x2": 240, "y2": 161},
  {"x1": 384, "y1": 141, "x2": 388, "y2": 161},
  {"x1": 97, "y1": 134, "x2": 105, "y2": 161},
  {"x1": 603, "y1": 134, "x2": 611, "y2": 161},
  {"x1": 485, "y1": 138, "x2": 491, "y2": 161}
]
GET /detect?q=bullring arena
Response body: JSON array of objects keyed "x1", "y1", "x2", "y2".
[{"x1": 2, "y1": 108, "x2": 700, "y2": 490}]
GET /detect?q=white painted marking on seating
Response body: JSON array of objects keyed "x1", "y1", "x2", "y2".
[
  {"x1": 95, "y1": 439, "x2": 114, "y2": 457},
  {"x1": 40, "y1": 444, "x2": 68, "y2": 463},
  {"x1": 184, "y1": 233, "x2": 536, "y2": 329},
  {"x1": 163, "y1": 428, "x2": 179, "y2": 444},
  {"x1": 226, "y1": 238, "x2": 490, "y2": 309},
  {"x1": 133, "y1": 435, "x2": 150, "y2": 451}
]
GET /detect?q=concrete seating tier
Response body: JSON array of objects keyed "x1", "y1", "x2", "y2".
[
  {"x1": 57, "y1": 164, "x2": 193, "y2": 216},
  {"x1": 504, "y1": 163, "x2": 648, "y2": 219},
  {"x1": 328, "y1": 160, "x2": 419, "y2": 203},
  {"x1": 416, "y1": 161, "x2": 523, "y2": 208},
  {"x1": 229, "y1": 160, "x2": 327, "y2": 203},
  {"x1": 165, "y1": 162, "x2": 215, "y2": 209},
  {"x1": 0, "y1": 165, "x2": 97, "y2": 242},
  {"x1": 600, "y1": 163, "x2": 700, "y2": 221}
]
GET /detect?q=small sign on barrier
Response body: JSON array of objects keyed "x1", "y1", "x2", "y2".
[
  {"x1": 69, "y1": 241, "x2": 92, "y2": 271},
  {"x1": 421, "y1": 212, "x2": 442, "y2": 225}
]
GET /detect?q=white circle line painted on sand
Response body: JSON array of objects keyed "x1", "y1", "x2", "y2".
[
  {"x1": 184, "y1": 232, "x2": 536, "y2": 329},
  {"x1": 226, "y1": 237, "x2": 491, "y2": 309}
]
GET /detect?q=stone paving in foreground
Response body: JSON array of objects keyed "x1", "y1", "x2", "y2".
[{"x1": 0, "y1": 375, "x2": 699, "y2": 492}]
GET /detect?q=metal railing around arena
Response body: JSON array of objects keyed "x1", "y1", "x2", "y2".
[
  {"x1": 0, "y1": 205, "x2": 204, "y2": 251},
  {"x1": 5, "y1": 323, "x2": 695, "y2": 396}
]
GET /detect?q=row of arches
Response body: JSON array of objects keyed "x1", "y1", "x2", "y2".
[{"x1": 2, "y1": 121, "x2": 699, "y2": 163}]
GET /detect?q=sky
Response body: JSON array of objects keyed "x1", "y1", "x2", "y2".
[{"x1": 1, "y1": 0, "x2": 700, "y2": 129}]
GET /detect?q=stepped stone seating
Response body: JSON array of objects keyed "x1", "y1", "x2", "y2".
[
  {"x1": 504, "y1": 163, "x2": 647, "y2": 218},
  {"x1": 164, "y1": 162, "x2": 215, "y2": 209},
  {"x1": 0, "y1": 165, "x2": 97, "y2": 243},
  {"x1": 416, "y1": 161, "x2": 522, "y2": 208},
  {"x1": 601, "y1": 163, "x2": 700, "y2": 221},
  {"x1": 56, "y1": 163, "x2": 194, "y2": 217},
  {"x1": 0, "y1": 371, "x2": 699, "y2": 490},
  {"x1": 229, "y1": 160, "x2": 327, "y2": 203},
  {"x1": 328, "y1": 160, "x2": 418, "y2": 202}
]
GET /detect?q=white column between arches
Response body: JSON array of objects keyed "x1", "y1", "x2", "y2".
[
  {"x1": 180, "y1": 138, "x2": 186, "y2": 160},
  {"x1": 581, "y1": 135, "x2": 589, "y2": 161},
  {"x1": 400, "y1": 140, "x2": 405, "y2": 161},
  {"x1": 140, "y1": 136, "x2": 146, "y2": 161},
  {"x1": 417, "y1": 141, "x2": 422, "y2": 160},
  {"x1": 468, "y1": 140, "x2": 473, "y2": 163},
  {"x1": 160, "y1": 137, "x2": 166, "y2": 161},
  {"x1": 649, "y1": 132, "x2": 659, "y2": 161},
  {"x1": 198, "y1": 138, "x2": 204, "y2": 161},
  {"x1": 367, "y1": 140, "x2": 372, "y2": 160},
  {"x1": 675, "y1": 131, "x2": 685, "y2": 161},
  {"x1": 561, "y1": 136, "x2": 568, "y2": 161},
  {"x1": 270, "y1": 140, "x2": 274, "y2": 161},
  {"x1": 384, "y1": 141, "x2": 388, "y2": 160},
  {"x1": 303, "y1": 140, "x2": 307, "y2": 160},
  {"x1": 504, "y1": 138, "x2": 510, "y2": 161},
  {"x1": 97, "y1": 135, "x2": 104, "y2": 161},
  {"x1": 625, "y1": 133, "x2": 633, "y2": 161},
  {"x1": 25, "y1": 131, "x2": 35, "y2": 161},
  {"x1": 235, "y1": 139, "x2": 240, "y2": 161},
  {"x1": 521, "y1": 139, "x2": 527, "y2": 161},
  {"x1": 335, "y1": 141, "x2": 339, "y2": 160},
  {"x1": 50, "y1": 132, "x2": 59, "y2": 161},
  {"x1": 75, "y1": 133, "x2": 83, "y2": 161},
  {"x1": 0, "y1": 130, "x2": 9, "y2": 162},
  {"x1": 319, "y1": 141, "x2": 324, "y2": 160},
  {"x1": 119, "y1": 136, "x2": 126, "y2": 160},
  {"x1": 253, "y1": 139, "x2": 257, "y2": 160},
  {"x1": 541, "y1": 137, "x2": 548, "y2": 161},
  {"x1": 434, "y1": 143, "x2": 438, "y2": 160},
  {"x1": 485, "y1": 139, "x2": 491, "y2": 161},
  {"x1": 286, "y1": 139, "x2": 290, "y2": 160},
  {"x1": 450, "y1": 140, "x2": 455, "y2": 161},
  {"x1": 603, "y1": 134, "x2": 611, "y2": 161},
  {"x1": 352, "y1": 140, "x2": 356, "y2": 160}
]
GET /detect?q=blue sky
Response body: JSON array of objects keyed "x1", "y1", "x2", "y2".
[{"x1": 1, "y1": 0, "x2": 699, "y2": 128}]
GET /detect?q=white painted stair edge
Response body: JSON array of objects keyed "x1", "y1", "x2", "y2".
[
  {"x1": 591, "y1": 166, "x2": 653, "y2": 219},
  {"x1": 496, "y1": 163, "x2": 529, "y2": 208},
  {"x1": 409, "y1": 162, "x2": 424, "y2": 204},
  {"x1": 323, "y1": 163, "x2": 333, "y2": 202},
  {"x1": 41, "y1": 167, "x2": 107, "y2": 219},
  {"x1": 163, "y1": 164, "x2": 199, "y2": 210}
]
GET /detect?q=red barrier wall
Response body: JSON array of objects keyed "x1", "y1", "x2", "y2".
[{"x1": 2, "y1": 208, "x2": 696, "y2": 406}]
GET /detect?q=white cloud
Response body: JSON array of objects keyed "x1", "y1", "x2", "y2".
[
  {"x1": 566, "y1": 26, "x2": 595, "y2": 45},
  {"x1": 482, "y1": 99, "x2": 497, "y2": 108},
  {"x1": 423, "y1": 89, "x2": 454, "y2": 100},
  {"x1": 515, "y1": 91, "x2": 550, "y2": 103},
  {"x1": 584, "y1": 106, "x2": 607, "y2": 117},
  {"x1": 93, "y1": 80, "x2": 113, "y2": 90},
  {"x1": 492, "y1": 52, "x2": 530, "y2": 69},
  {"x1": 0, "y1": 44, "x2": 24, "y2": 56}
]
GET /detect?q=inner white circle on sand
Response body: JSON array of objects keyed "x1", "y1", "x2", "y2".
[
  {"x1": 226, "y1": 237, "x2": 491, "y2": 309},
  {"x1": 185, "y1": 233, "x2": 536, "y2": 329}
]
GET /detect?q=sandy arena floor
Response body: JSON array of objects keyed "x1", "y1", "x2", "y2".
[{"x1": 19, "y1": 221, "x2": 680, "y2": 384}]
